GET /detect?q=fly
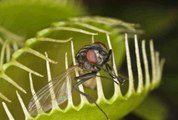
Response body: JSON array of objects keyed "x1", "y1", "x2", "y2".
[{"x1": 28, "y1": 42, "x2": 125, "y2": 119}]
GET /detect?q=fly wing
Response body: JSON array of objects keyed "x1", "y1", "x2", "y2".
[{"x1": 28, "y1": 66, "x2": 77, "y2": 116}]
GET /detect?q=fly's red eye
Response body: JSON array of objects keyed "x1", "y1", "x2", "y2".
[{"x1": 86, "y1": 50, "x2": 97, "y2": 64}]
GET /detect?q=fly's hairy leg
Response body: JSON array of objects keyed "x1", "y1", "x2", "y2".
[
  {"x1": 106, "y1": 50, "x2": 125, "y2": 84},
  {"x1": 72, "y1": 85, "x2": 109, "y2": 120},
  {"x1": 73, "y1": 72, "x2": 109, "y2": 120},
  {"x1": 95, "y1": 74, "x2": 120, "y2": 85},
  {"x1": 74, "y1": 72, "x2": 97, "y2": 86}
]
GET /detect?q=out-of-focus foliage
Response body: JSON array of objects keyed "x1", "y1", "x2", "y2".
[
  {"x1": 0, "y1": 0, "x2": 85, "y2": 39},
  {"x1": 134, "y1": 95, "x2": 168, "y2": 120}
]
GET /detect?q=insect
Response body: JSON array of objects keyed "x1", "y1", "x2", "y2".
[{"x1": 28, "y1": 42, "x2": 125, "y2": 119}]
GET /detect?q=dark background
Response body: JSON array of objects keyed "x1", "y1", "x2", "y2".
[{"x1": 81, "y1": 0, "x2": 178, "y2": 119}]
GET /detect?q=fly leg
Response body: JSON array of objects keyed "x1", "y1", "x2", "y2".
[
  {"x1": 73, "y1": 72, "x2": 109, "y2": 120},
  {"x1": 95, "y1": 74, "x2": 120, "y2": 85},
  {"x1": 105, "y1": 63, "x2": 125, "y2": 85},
  {"x1": 74, "y1": 72, "x2": 97, "y2": 87},
  {"x1": 105, "y1": 50, "x2": 126, "y2": 84},
  {"x1": 72, "y1": 84, "x2": 109, "y2": 120}
]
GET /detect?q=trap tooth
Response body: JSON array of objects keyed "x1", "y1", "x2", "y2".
[
  {"x1": 45, "y1": 52, "x2": 59, "y2": 109},
  {"x1": 125, "y1": 34, "x2": 135, "y2": 97},
  {"x1": 65, "y1": 52, "x2": 74, "y2": 107},
  {"x1": 12, "y1": 61, "x2": 43, "y2": 77},
  {"x1": 2, "y1": 102, "x2": 15, "y2": 120},
  {"x1": 70, "y1": 40, "x2": 89, "y2": 104},
  {"x1": 150, "y1": 40, "x2": 156, "y2": 86},
  {"x1": 141, "y1": 40, "x2": 150, "y2": 89},
  {"x1": 1, "y1": 74, "x2": 26, "y2": 94},
  {"x1": 134, "y1": 35, "x2": 143, "y2": 93},
  {"x1": 0, "y1": 92, "x2": 11, "y2": 103},
  {"x1": 29, "y1": 73, "x2": 44, "y2": 115},
  {"x1": 106, "y1": 33, "x2": 122, "y2": 97},
  {"x1": 96, "y1": 72, "x2": 106, "y2": 102},
  {"x1": 16, "y1": 91, "x2": 31, "y2": 119}
]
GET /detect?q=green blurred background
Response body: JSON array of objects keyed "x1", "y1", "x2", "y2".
[{"x1": 80, "y1": 0, "x2": 178, "y2": 119}]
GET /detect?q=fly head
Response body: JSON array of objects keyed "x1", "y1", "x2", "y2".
[{"x1": 76, "y1": 42, "x2": 110, "y2": 72}]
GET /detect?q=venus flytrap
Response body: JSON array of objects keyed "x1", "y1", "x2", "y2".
[
  {"x1": 25, "y1": 34, "x2": 163, "y2": 120},
  {"x1": 0, "y1": 17, "x2": 164, "y2": 120}
]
